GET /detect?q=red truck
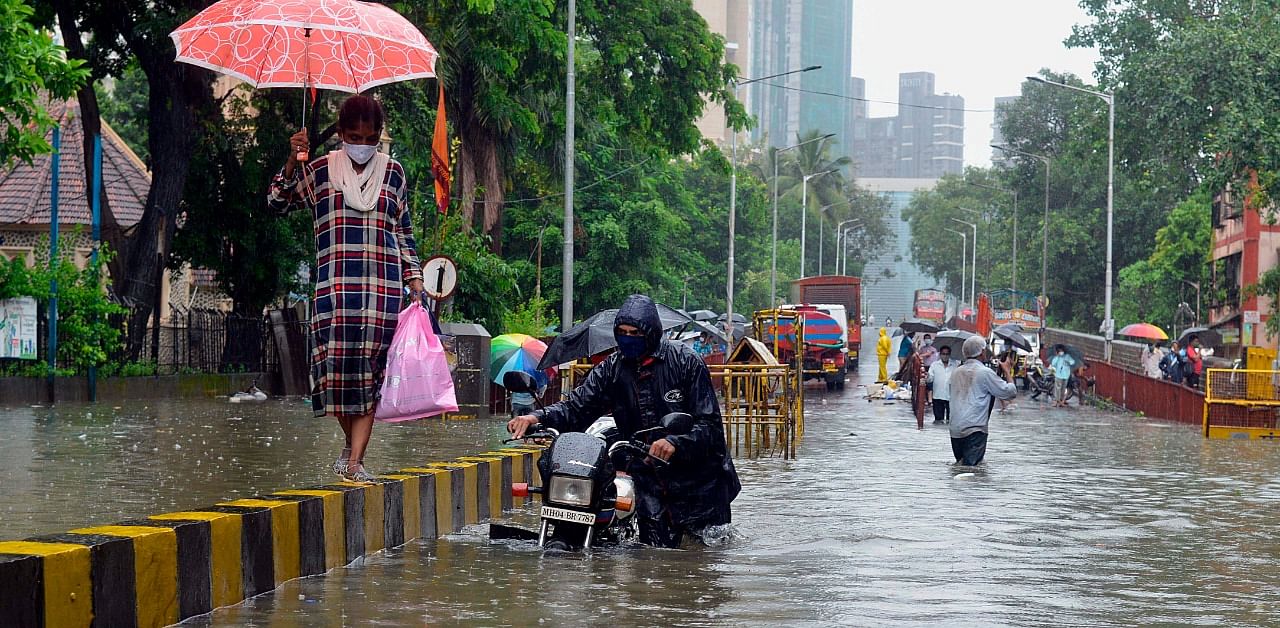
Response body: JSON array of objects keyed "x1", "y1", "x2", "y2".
[{"x1": 790, "y1": 276, "x2": 862, "y2": 370}]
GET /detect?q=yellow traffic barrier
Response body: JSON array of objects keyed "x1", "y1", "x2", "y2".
[{"x1": 1203, "y1": 368, "x2": 1280, "y2": 439}]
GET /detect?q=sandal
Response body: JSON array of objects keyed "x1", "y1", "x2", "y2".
[
  {"x1": 343, "y1": 464, "x2": 378, "y2": 484},
  {"x1": 331, "y1": 458, "x2": 349, "y2": 476}
]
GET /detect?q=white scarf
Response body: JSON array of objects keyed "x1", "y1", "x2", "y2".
[{"x1": 328, "y1": 148, "x2": 391, "y2": 212}]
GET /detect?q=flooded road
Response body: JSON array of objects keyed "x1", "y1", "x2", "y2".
[
  {"x1": 5, "y1": 336, "x2": 1280, "y2": 625},
  {"x1": 0, "y1": 398, "x2": 510, "y2": 539}
]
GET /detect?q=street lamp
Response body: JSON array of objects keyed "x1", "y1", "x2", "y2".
[
  {"x1": 969, "y1": 181, "x2": 1018, "y2": 293},
  {"x1": 1029, "y1": 75, "x2": 1116, "y2": 360},
  {"x1": 951, "y1": 216, "x2": 977, "y2": 309},
  {"x1": 834, "y1": 218, "x2": 859, "y2": 275},
  {"x1": 837, "y1": 220, "x2": 862, "y2": 275},
  {"x1": 991, "y1": 144, "x2": 1051, "y2": 303},
  {"x1": 726, "y1": 65, "x2": 821, "y2": 330},
  {"x1": 1180, "y1": 279, "x2": 1201, "y2": 325},
  {"x1": 772, "y1": 132, "x2": 836, "y2": 306},
  {"x1": 817, "y1": 199, "x2": 852, "y2": 275},
  {"x1": 944, "y1": 227, "x2": 968, "y2": 310},
  {"x1": 800, "y1": 169, "x2": 838, "y2": 278}
]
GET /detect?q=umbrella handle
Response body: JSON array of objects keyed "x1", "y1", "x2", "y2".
[{"x1": 298, "y1": 27, "x2": 312, "y2": 162}]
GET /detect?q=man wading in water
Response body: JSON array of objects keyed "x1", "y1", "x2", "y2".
[{"x1": 947, "y1": 335, "x2": 1017, "y2": 465}]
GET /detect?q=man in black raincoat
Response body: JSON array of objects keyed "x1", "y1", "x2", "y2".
[{"x1": 508, "y1": 294, "x2": 741, "y2": 547}]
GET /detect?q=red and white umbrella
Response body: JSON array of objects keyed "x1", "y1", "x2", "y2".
[{"x1": 170, "y1": 0, "x2": 437, "y2": 93}]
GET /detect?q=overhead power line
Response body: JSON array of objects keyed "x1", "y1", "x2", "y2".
[{"x1": 758, "y1": 81, "x2": 997, "y2": 114}]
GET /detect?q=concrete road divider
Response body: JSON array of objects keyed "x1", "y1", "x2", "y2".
[{"x1": 0, "y1": 447, "x2": 541, "y2": 627}]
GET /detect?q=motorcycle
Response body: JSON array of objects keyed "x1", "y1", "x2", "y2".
[
  {"x1": 491, "y1": 371, "x2": 693, "y2": 552},
  {"x1": 1025, "y1": 359, "x2": 1055, "y2": 401}
]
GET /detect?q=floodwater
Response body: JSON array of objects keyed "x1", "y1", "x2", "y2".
[
  {"x1": 0, "y1": 397, "x2": 509, "y2": 539},
  {"x1": 5, "y1": 332, "x2": 1280, "y2": 626}
]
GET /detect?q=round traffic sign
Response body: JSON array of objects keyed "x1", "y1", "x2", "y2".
[{"x1": 422, "y1": 255, "x2": 458, "y2": 300}]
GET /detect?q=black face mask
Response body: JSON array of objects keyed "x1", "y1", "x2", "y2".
[{"x1": 616, "y1": 335, "x2": 648, "y2": 359}]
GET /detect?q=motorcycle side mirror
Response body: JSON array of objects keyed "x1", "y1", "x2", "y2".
[
  {"x1": 502, "y1": 371, "x2": 537, "y2": 394},
  {"x1": 660, "y1": 412, "x2": 694, "y2": 436}
]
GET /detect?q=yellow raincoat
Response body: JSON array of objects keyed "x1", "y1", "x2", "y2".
[{"x1": 876, "y1": 327, "x2": 892, "y2": 382}]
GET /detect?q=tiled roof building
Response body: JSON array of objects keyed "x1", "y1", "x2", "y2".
[{"x1": 0, "y1": 98, "x2": 147, "y2": 228}]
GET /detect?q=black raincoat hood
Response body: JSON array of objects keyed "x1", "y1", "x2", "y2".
[{"x1": 614, "y1": 294, "x2": 663, "y2": 356}]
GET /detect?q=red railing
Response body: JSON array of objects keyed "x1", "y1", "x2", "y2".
[{"x1": 1088, "y1": 361, "x2": 1204, "y2": 426}]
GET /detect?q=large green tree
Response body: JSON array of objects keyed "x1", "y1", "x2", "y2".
[
  {"x1": 389, "y1": 0, "x2": 741, "y2": 253},
  {"x1": 0, "y1": 0, "x2": 86, "y2": 166},
  {"x1": 44, "y1": 0, "x2": 217, "y2": 358}
]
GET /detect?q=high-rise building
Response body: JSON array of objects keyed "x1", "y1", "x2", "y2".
[
  {"x1": 990, "y1": 95, "x2": 1019, "y2": 165},
  {"x1": 747, "y1": 0, "x2": 854, "y2": 153},
  {"x1": 855, "y1": 177, "x2": 943, "y2": 320},
  {"x1": 692, "y1": 0, "x2": 751, "y2": 144},
  {"x1": 848, "y1": 72, "x2": 965, "y2": 179}
]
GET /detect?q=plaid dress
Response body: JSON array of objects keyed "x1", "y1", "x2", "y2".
[{"x1": 268, "y1": 154, "x2": 424, "y2": 417}]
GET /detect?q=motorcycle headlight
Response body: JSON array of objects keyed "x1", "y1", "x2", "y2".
[{"x1": 548, "y1": 475, "x2": 594, "y2": 507}]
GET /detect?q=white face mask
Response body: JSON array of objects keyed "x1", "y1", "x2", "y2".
[{"x1": 343, "y1": 142, "x2": 377, "y2": 165}]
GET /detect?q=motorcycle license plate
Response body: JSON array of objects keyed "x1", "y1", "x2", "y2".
[{"x1": 541, "y1": 506, "x2": 596, "y2": 525}]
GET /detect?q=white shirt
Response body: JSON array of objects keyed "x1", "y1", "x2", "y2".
[{"x1": 927, "y1": 358, "x2": 958, "y2": 401}]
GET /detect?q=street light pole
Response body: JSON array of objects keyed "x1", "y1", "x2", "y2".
[
  {"x1": 945, "y1": 227, "x2": 967, "y2": 310},
  {"x1": 771, "y1": 132, "x2": 836, "y2": 306},
  {"x1": 988, "y1": 146, "x2": 1049, "y2": 305},
  {"x1": 833, "y1": 218, "x2": 858, "y2": 275},
  {"x1": 837, "y1": 220, "x2": 861, "y2": 275},
  {"x1": 951, "y1": 216, "x2": 977, "y2": 309},
  {"x1": 800, "y1": 169, "x2": 837, "y2": 279},
  {"x1": 561, "y1": 0, "x2": 576, "y2": 331},
  {"x1": 969, "y1": 181, "x2": 1018, "y2": 293},
  {"x1": 817, "y1": 200, "x2": 852, "y2": 275},
  {"x1": 1029, "y1": 75, "x2": 1115, "y2": 360},
  {"x1": 727, "y1": 65, "x2": 820, "y2": 330}
]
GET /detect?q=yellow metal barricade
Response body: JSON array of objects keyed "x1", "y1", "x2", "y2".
[
  {"x1": 557, "y1": 359, "x2": 805, "y2": 459},
  {"x1": 1203, "y1": 368, "x2": 1280, "y2": 440}
]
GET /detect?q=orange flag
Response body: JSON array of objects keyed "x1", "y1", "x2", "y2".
[{"x1": 431, "y1": 82, "x2": 451, "y2": 214}]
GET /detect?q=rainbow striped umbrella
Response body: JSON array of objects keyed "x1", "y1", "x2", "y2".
[{"x1": 491, "y1": 334, "x2": 550, "y2": 387}]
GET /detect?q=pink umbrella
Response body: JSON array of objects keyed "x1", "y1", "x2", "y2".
[{"x1": 170, "y1": 0, "x2": 437, "y2": 93}]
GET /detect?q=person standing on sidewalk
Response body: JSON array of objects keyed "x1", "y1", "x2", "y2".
[
  {"x1": 947, "y1": 335, "x2": 1017, "y2": 466},
  {"x1": 927, "y1": 345, "x2": 957, "y2": 424}
]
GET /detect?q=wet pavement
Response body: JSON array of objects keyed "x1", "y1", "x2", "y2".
[{"x1": 5, "y1": 333, "x2": 1280, "y2": 625}]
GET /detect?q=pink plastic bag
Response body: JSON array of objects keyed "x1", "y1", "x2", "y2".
[{"x1": 375, "y1": 302, "x2": 459, "y2": 422}]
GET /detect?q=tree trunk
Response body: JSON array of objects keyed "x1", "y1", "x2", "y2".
[
  {"x1": 118, "y1": 47, "x2": 211, "y2": 358},
  {"x1": 458, "y1": 138, "x2": 477, "y2": 229},
  {"x1": 480, "y1": 131, "x2": 505, "y2": 254}
]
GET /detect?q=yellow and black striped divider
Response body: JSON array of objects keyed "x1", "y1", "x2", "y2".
[{"x1": 0, "y1": 446, "x2": 543, "y2": 627}]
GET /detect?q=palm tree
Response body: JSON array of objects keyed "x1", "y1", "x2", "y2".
[{"x1": 775, "y1": 130, "x2": 852, "y2": 276}]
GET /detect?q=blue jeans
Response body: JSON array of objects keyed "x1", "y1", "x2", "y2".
[{"x1": 950, "y1": 431, "x2": 988, "y2": 465}]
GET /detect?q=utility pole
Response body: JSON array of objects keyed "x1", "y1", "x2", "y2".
[{"x1": 561, "y1": 0, "x2": 577, "y2": 331}]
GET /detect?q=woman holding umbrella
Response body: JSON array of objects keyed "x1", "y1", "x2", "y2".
[{"x1": 269, "y1": 95, "x2": 425, "y2": 483}]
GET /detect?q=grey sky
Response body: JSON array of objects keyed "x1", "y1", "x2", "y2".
[{"x1": 852, "y1": 0, "x2": 1101, "y2": 168}]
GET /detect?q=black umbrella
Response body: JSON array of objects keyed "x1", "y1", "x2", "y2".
[
  {"x1": 933, "y1": 329, "x2": 976, "y2": 358},
  {"x1": 1177, "y1": 326, "x2": 1222, "y2": 348},
  {"x1": 717, "y1": 312, "x2": 748, "y2": 323},
  {"x1": 683, "y1": 319, "x2": 731, "y2": 345},
  {"x1": 899, "y1": 318, "x2": 941, "y2": 334},
  {"x1": 537, "y1": 304, "x2": 692, "y2": 369},
  {"x1": 688, "y1": 309, "x2": 718, "y2": 322},
  {"x1": 993, "y1": 323, "x2": 1031, "y2": 352}
]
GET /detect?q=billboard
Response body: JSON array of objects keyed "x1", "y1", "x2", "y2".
[{"x1": 0, "y1": 297, "x2": 38, "y2": 360}]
